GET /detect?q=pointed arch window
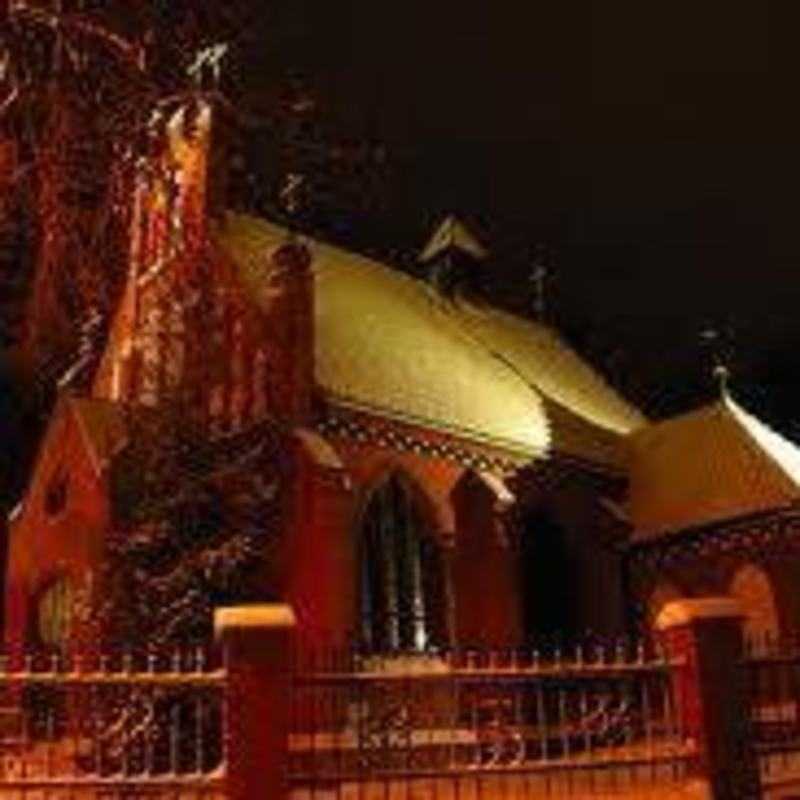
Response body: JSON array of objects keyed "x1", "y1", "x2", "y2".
[
  {"x1": 36, "y1": 576, "x2": 73, "y2": 650},
  {"x1": 360, "y1": 475, "x2": 448, "y2": 653}
]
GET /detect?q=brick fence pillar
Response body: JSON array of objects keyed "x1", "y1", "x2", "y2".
[
  {"x1": 655, "y1": 597, "x2": 760, "y2": 800},
  {"x1": 215, "y1": 604, "x2": 296, "y2": 800}
]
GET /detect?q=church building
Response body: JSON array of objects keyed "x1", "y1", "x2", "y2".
[{"x1": 4, "y1": 100, "x2": 798, "y2": 655}]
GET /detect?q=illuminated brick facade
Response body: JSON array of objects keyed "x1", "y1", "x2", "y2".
[{"x1": 7, "y1": 100, "x2": 800, "y2": 654}]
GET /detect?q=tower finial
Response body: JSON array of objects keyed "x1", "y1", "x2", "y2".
[
  {"x1": 187, "y1": 42, "x2": 228, "y2": 90},
  {"x1": 700, "y1": 325, "x2": 733, "y2": 398},
  {"x1": 713, "y1": 362, "x2": 730, "y2": 397}
]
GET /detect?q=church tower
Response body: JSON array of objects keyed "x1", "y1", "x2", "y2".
[
  {"x1": 92, "y1": 95, "x2": 316, "y2": 433},
  {"x1": 94, "y1": 99, "x2": 219, "y2": 409}
]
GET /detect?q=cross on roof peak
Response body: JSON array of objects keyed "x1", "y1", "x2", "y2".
[
  {"x1": 528, "y1": 244, "x2": 555, "y2": 320},
  {"x1": 700, "y1": 326, "x2": 734, "y2": 399}
]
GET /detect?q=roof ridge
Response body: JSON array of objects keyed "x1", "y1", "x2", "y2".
[
  {"x1": 222, "y1": 213, "x2": 430, "y2": 296},
  {"x1": 723, "y1": 394, "x2": 800, "y2": 489},
  {"x1": 454, "y1": 300, "x2": 648, "y2": 431}
]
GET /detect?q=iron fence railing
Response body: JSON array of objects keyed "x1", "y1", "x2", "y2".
[
  {"x1": 0, "y1": 647, "x2": 226, "y2": 799},
  {"x1": 742, "y1": 632, "x2": 800, "y2": 794},
  {"x1": 744, "y1": 634, "x2": 800, "y2": 748},
  {"x1": 289, "y1": 641, "x2": 693, "y2": 798}
]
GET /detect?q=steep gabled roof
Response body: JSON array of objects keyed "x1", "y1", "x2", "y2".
[
  {"x1": 217, "y1": 214, "x2": 646, "y2": 467},
  {"x1": 8, "y1": 396, "x2": 126, "y2": 527},
  {"x1": 628, "y1": 393, "x2": 800, "y2": 540},
  {"x1": 68, "y1": 397, "x2": 129, "y2": 475}
]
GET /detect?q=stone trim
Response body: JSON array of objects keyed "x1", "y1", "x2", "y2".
[
  {"x1": 214, "y1": 604, "x2": 297, "y2": 636},
  {"x1": 654, "y1": 597, "x2": 744, "y2": 630}
]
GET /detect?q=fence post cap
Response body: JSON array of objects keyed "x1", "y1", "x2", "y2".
[
  {"x1": 654, "y1": 597, "x2": 744, "y2": 631},
  {"x1": 214, "y1": 604, "x2": 297, "y2": 639}
]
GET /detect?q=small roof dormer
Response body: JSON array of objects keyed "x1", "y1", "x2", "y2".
[{"x1": 418, "y1": 215, "x2": 488, "y2": 297}]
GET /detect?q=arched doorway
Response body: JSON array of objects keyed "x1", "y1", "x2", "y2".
[
  {"x1": 519, "y1": 511, "x2": 575, "y2": 642},
  {"x1": 359, "y1": 474, "x2": 448, "y2": 653},
  {"x1": 729, "y1": 563, "x2": 779, "y2": 647}
]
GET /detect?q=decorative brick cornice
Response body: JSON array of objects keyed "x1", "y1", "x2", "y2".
[
  {"x1": 627, "y1": 505, "x2": 800, "y2": 574},
  {"x1": 316, "y1": 401, "x2": 630, "y2": 499},
  {"x1": 316, "y1": 406, "x2": 525, "y2": 474}
]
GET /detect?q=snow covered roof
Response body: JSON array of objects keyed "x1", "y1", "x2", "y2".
[
  {"x1": 629, "y1": 392, "x2": 800, "y2": 540},
  {"x1": 218, "y1": 214, "x2": 646, "y2": 467}
]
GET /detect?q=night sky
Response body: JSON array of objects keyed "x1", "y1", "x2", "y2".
[
  {"x1": 244, "y1": 1, "x2": 779, "y2": 420},
  {"x1": 0, "y1": 1, "x2": 784, "y2": 507}
]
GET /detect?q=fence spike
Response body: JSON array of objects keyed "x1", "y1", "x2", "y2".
[
  {"x1": 616, "y1": 638, "x2": 625, "y2": 664},
  {"x1": 595, "y1": 642, "x2": 604, "y2": 666},
  {"x1": 444, "y1": 647, "x2": 453, "y2": 670},
  {"x1": 123, "y1": 649, "x2": 134, "y2": 674}
]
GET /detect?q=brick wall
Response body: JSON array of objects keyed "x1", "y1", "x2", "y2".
[{"x1": 4, "y1": 399, "x2": 109, "y2": 647}]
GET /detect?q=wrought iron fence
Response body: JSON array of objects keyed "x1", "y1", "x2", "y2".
[
  {"x1": 744, "y1": 632, "x2": 800, "y2": 791},
  {"x1": 289, "y1": 640, "x2": 693, "y2": 799},
  {"x1": 0, "y1": 646, "x2": 226, "y2": 799}
]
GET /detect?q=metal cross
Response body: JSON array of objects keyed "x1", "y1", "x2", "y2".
[
  {"x1": 700, "y1": 326, "x2": 733, "y2": 395},
  {"x1": 529, "y1": 245, "x2": 551, "y2": 320},
  {"x1": 279, "y1": 172, "x2": 305, "y2": 218}
]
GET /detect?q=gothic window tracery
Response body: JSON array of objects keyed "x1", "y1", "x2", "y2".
[{"x1": 359, "y1": 475, "x2": 447, "y2": 654}]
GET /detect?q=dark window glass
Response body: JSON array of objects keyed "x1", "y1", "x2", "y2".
[
  {"x1": 44, "y1": 473, "x2": 68, "y2": 517},
  {"x1": 360, "y1": 476, "x2": 447, "y2": 653}
]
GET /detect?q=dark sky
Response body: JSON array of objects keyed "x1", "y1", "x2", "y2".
[{"x1": 241, "y1": 1, "x2": 782, "y2": 425}]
